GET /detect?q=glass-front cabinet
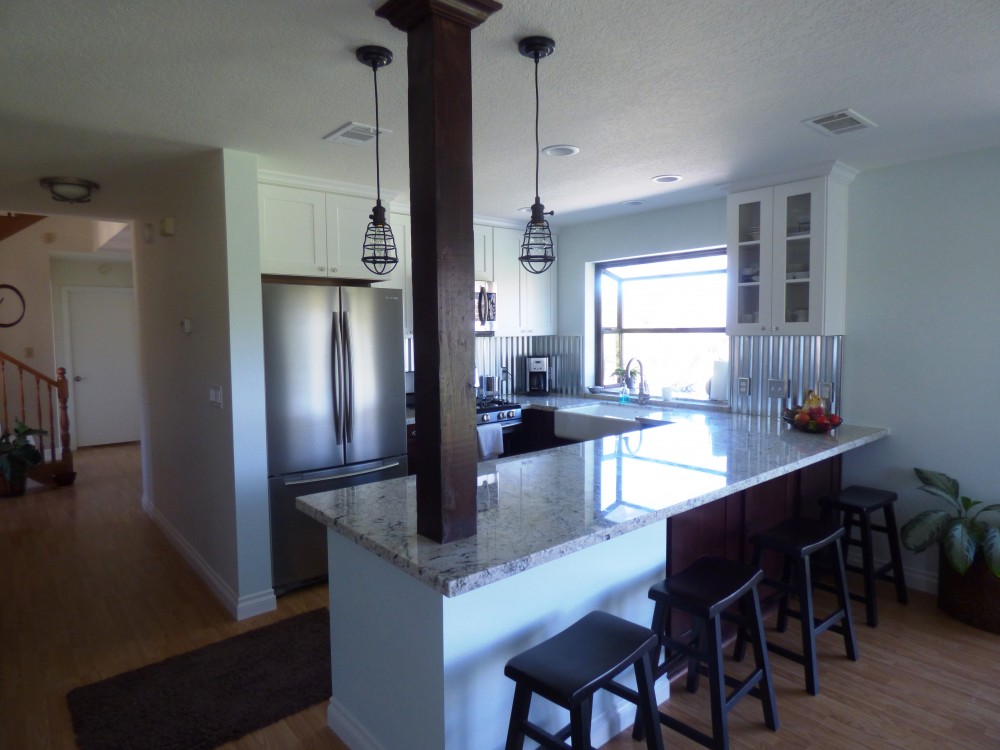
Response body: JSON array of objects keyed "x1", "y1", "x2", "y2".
[{"x1": 726, "y1": 170, "x2": 851, "y2": 336}]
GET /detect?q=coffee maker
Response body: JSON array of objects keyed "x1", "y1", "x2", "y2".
[{"x1": 526, "y1": 356, "x2": 554, "y2": 395}]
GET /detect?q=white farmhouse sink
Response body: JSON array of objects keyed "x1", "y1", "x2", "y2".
[{"x1": 553, "y1": 403, "x2": 674, "y2": 442}]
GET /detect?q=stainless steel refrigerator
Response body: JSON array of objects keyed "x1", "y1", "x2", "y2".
[{"x1": 262, "y1": 282, "x2": 407, "y2": 594}]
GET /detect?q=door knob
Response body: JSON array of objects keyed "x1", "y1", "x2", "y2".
[{"x1": 74, "y1": 375, "x2": 86, "y2": 382}]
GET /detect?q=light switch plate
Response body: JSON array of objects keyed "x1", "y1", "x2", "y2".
[
  {"x1": 737, "y1": 377, "x2": 751, "y2": 396},
  {"x1": 208, "y1": 385, "x2": 224, "y2": 409},
  {"x1": 767, "y1": 379, "x2": 787, "y2": 399}
]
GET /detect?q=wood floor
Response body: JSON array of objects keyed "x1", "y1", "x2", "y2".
[{"x1": 2, "y1": 443, "x2": 998, "y2": 749}]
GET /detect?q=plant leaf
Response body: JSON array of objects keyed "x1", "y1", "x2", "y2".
[
  {"x1": 983, "y1": 528, "x2": 1000, "y2": 578},
  {"x1": 900, "y1": 510, "x2": 952, "y2": 552},
  {"x1": 914, "y1": 468, "x2": 959, "y2": 500},
  {"x1": 960, "y1": 496, "x2": 980, "y2": 511},
  {"x1": 973, "y1": 503, "x2": 1000, "y2": 519},
  {"x1": 942, "y1": 520, "x2": 976, "y2": 575}
]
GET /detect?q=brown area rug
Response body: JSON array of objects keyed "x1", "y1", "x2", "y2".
[{"x1": 66, "y1": 608, "x2": 331, "y2": 750}]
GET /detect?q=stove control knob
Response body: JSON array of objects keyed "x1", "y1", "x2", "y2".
[
  {"x1": 496, "y1": 412, "x2": 505, "y2": 421},
  {"x1": 482, "y1": 413, "x2": 491, "y2": 422},
  {"x1": 506, "y1": 410, "x2": 516, "y2": 418}
]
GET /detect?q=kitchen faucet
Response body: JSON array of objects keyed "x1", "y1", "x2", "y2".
[{"x1": 624, "y1": 358, "x2": 650, "y2": 405}]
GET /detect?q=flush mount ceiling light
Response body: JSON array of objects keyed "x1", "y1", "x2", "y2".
[
  {"x1": 651, "y1": 174, "x2": 683, "y2": 184},
  {"x1": 356, "y1": 45, "x2": 398, "y2": 276},
  {"x1": 39, "y1": 177, "x2": 99, "y2": 204},
  {"x1": 542, "y1": 144, "x2": 579, "y2": 157},
  {"x1": 518, "y1": 35, "x2": 557, "y2": 275},
  {"x1": 620, "y1": 200, "x2": 645, "y2": 207}
]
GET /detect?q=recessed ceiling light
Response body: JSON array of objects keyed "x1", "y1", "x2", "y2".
[
  {"x1": 652, "y1": 174, "x2": 682, "y2": 184},
  {"x1": 542, "y1": 144, "x2": 579, "y2": 157},
  {"x1": 620, "y1": 200, "x2": 645, "y2": 207}
]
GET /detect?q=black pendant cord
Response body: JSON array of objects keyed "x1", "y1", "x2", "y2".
[
  {"x1": 373, "y1": 65, "x2": 382, "y2": 208},
  {"x1": 533, "y1": 54, "x2": 540, "y2": 205}
]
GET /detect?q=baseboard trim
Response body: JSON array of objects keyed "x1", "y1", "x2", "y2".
[
  {"x1": 324, "y1": 674, "x2": 667, "y2": 750},
  {"x1": 847, "y1": 551, "x2": 937, "y2": 595},
  {"x1": 147, "y1": 503, "x2": 276, "y2": 621},
  {"x1": 327, "y1": 694, "x2": 387, "y2": 750}
]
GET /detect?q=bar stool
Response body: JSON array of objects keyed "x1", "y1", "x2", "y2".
[
  {"x1": 820, "y1": 485, "x2": 908, "y2": 627},
  {"x1": 503, "y1": 610, "x2": 664, "y2": 750},
  {"x1": 737, "y1": 518, "x2": 858, "y2": 696},
  {"x1": 634, "y1": 556, "x2": 778, "y2": 750}
]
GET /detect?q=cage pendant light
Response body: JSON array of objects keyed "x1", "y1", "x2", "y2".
[
  {"x1": 357, "y1": 45, "x2": 398, "y2": 276},
  {"x1": 518, "y1": 36, "x2": 556, "y2": 275}
]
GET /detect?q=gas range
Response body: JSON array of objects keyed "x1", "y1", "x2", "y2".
[{"x1": 475, "y1": 397, "x2": 522, "y2": 426}]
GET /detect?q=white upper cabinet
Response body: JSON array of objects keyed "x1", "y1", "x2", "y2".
[
  {"x1": 390, "y1": 212, "x2": 414, "y2": 337},
  {"x1": 259, "y1": 185, "x2": 326, "y2": 276},
  {"x1": 493, "y1": 226, "x2": 557, "y2": 336},
  {"x1": 259, "y1": 183, "x2": 400, "y2": 285},
  {"x1": 726, "y1": 171, "x2": 850, "y2": 336},
  {"x1": 472, "y1": 224, "x2": 494, "y2": 282}
]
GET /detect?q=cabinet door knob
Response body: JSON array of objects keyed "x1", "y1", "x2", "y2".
[{"x1": 318, "y1": 266, "x2": 325, "y2": 272}]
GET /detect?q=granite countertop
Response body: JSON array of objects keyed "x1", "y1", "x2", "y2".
[{"x1": 298, "y1": 406, "x2": 888, "y2": 597}]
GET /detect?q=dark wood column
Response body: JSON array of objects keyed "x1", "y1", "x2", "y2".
[{"x1": 377, "y1": 0, "x2": 501, "y2": 543}]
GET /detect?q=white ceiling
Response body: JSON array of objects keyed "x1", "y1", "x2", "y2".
[{"x1": 3, "y1": 0, "x2": 999, "y2": 227}]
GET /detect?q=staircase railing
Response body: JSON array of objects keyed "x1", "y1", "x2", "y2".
[{"x1": 0, "y1": 351, "x2": 75, "y2": 486}]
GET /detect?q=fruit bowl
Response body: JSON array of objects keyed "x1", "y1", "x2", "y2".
[{"x1": 781, "y1": 408, "x2": 842, "y2": 434}]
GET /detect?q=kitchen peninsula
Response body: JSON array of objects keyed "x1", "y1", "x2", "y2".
[{"x1": 297, "y1": 405, "x2": 888, "y2": 750}]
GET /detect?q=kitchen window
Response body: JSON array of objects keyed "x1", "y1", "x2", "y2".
[{"x1": 595, "y1": 248, "x2": 728, "y2": 401}]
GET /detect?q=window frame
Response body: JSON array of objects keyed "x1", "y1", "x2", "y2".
[{"x1": 594, "y1": 247, "x2": 727, "y2": 386}]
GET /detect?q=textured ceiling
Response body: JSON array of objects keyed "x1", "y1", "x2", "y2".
[{"x1": 2, "y1": 0, "x2": 999, "y2": 226}]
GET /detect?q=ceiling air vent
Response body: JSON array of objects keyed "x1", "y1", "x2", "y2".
[
  {"x1": 323, "y1": 122, "x2": 390, "y2": 145},
  {"x1": 803, "y1": 109, "x2": 876, "y2": 136}
]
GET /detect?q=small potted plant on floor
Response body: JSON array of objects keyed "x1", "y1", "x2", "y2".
[
  {"x1": 0, "y1": 420, "x2": 46, "y2": 497},
  {"x1": 900, "y1": 467, "x2": 1000, "y2": 633}
]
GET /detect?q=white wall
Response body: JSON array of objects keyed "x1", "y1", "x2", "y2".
[
  {"x1": 556, "y1": 199, "x2": 726, "y2": 382},
  {"x1": 133, "y1": 148, "x2": 273, "y2": 619},
  {"x1": 556, "y1": 146, "x2": 1000, "y2": 592},
  {"x1": 840, "y1": 145, "x2": 1000, "y2": 591}
]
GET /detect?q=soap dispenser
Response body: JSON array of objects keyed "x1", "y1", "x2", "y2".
[{"x1": 618, "y1": 383, "x2": 629, "y2": 404}]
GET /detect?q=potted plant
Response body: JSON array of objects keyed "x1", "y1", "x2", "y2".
[
  {"x1": 612, "y1": 366, "x2": 639, "y2": 390},
  {"x1": 0, "y1": 420, "x2": 46, "y2": 497},
  {"x1": 900, "y1": 467, "x2": 1000, "y2": 633}
]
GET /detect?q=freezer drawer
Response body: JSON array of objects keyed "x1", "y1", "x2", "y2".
[{"x1": 268, "y1": 457, "x2": 407, "y2": 595}]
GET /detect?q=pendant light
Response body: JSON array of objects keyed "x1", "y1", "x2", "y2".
[
  {"x1": 357, "y1": 45, "x2": 398, "y2": 276},
  {"x1": 518, "y1": 36, "x2": 556, "y2": 275}
]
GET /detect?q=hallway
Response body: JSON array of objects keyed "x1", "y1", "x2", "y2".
[{"x1": 0, "y1": 443, "x2": 340, "y2": 749}]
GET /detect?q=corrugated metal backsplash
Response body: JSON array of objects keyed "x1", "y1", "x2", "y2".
[
  {"x1": 410, "y1": 333, "x2": 840, "y2": 414},
  {"x1": 476, "y1": 335, "x2": 583, "y2": 396},
  {"x1": 729, "y1": 335, "x2": 843, "y2": 417}
]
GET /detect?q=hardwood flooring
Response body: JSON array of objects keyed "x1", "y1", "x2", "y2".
[
  {"x1": 0, "y1": 444, "x2": 344, "y2": 750},
  {"x1": 2, "y1": 443, "x2": 998, "y2": 749}
]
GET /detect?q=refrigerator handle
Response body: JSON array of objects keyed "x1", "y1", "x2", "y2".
[
  {"x1": 331, "y1": 311, "x2": 344, "y2": 445},
  {"x1": 343, "y1": 310, "x2": 354, "y2": 443}
]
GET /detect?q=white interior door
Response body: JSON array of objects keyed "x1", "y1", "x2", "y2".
[{"x1": 64, "y1": 287, "x2": 140, "y2": 447}]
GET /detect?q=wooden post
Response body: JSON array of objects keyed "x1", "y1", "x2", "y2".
[{"x1": 377, "y1": 0, "x2": 501, "y2": 543}]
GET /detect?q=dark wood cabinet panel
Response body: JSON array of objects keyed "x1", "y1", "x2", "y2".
[{"x1": 665, "y1": 457, "x2": 842, "y2": 644}]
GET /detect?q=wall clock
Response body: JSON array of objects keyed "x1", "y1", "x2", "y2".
[{"x1": 0, "y1": 284, "x2": 26, "y2": 327}]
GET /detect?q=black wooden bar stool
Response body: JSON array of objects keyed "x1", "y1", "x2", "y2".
[
  {"x1": 633, "y1": 556, "x2": 778, "y2": 750},
  {"x1": 736, "y1": 518, "x2": 858, "y2": 695},
  {"x1": 503, "y1": 610, "x2": 664, "y2": 750},
  {"x1": 819, "y1": 485, "x2": 908, "y2": 627}
]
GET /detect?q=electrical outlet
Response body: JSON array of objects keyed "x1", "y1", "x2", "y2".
[
  {"x1": 818, "y1": 382, "x2": 834, "y2": 400},
  {"x1": 208, "y1": 385, "x2": 224, "y2": 409},
  {"x1": 767, "y1": 379, "x2": 787, "y2": 399},
  {"x1": 737, "y1": 377, "x2": 751, "y2": 396}
]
